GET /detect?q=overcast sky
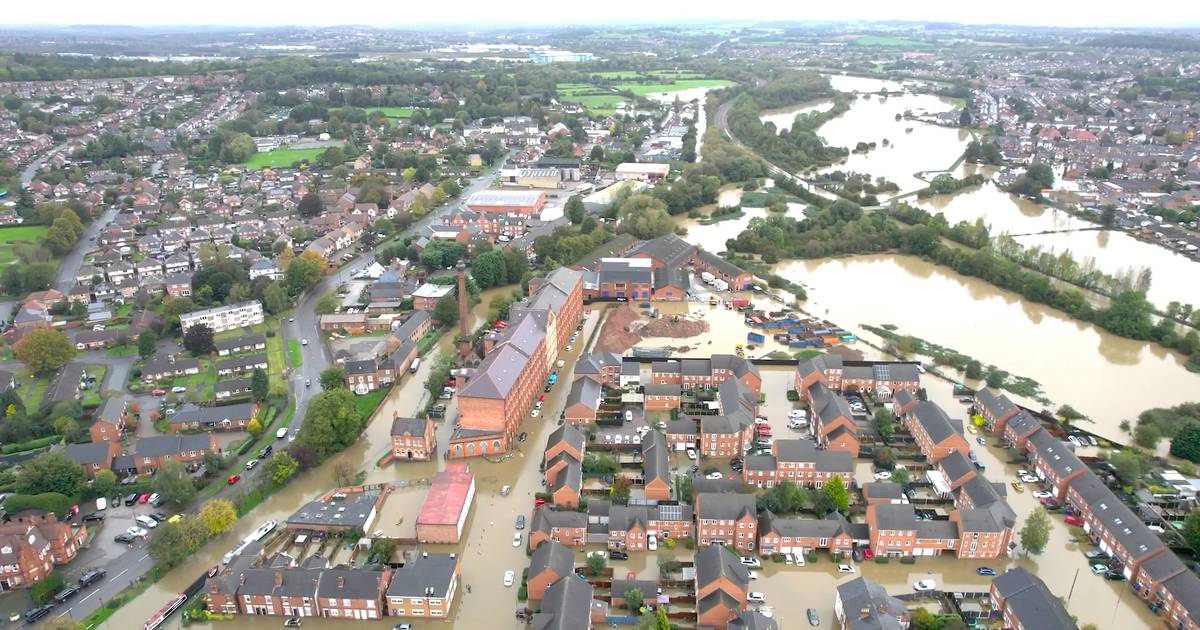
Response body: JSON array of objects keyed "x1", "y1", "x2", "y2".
[{"x1": 6, "y1": 0, "x2": 1199, "y2": 28}]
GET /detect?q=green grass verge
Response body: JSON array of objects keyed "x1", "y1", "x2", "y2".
[
  {"x1": 106, "y1": 345, "x2": 137, "y2": 357},
  {"x1": 287, "y1": 339, "x2": 303, "y2": 368},
  {"x1": 242, "y1": 147, "x2": 325, "y2": 169},
  {"x1": 353, "y1": 388, "x2": 389, "y2": 420},
  {"x1": 265, "y1": 333, "x2": 286, "y2": 387}
]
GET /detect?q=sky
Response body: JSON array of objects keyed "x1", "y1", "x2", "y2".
[{"x1": 4, "y1": 0, "x2": 1200, "y2": 28}]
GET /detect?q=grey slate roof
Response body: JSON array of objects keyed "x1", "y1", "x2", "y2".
[
  {"x1": 774, "y1": 439, "x2": 854, "y2": 473},
  {"x1": 975, "y1": 387, "x2": 1016, "y2": 419},
  {"x1": 171, "y1": 402, "x2": 257, "y2": 425},
  {"x1": 530, "y1": 540, "x2": 575, "y2": 582},
  {"x1": 390, "y1": 416, "x2": 427, "y2": 438},
  {"x1": 316, "y1": 568, "x2": 386, "y2": 600},
  {"x1": 1027, "y1": 429, "x2": 1085, "y2": 480},
  {"x1": 695, "y1": 545, "x2": 749, "y2": 589},
  {"x1": 214, "y1": 333, "x2": 266, "y2": 352},
  {"x1": 95, "y1": 397, "x2": 126, "y2": 424},
  {"x1": 533, "y1": 575, "x2": 594, "y2": 630},
  {"x1": 696, "y1": 492, "x2": 755, "y2": 522},
  {"x1": 808, "y1": 381, "x2": 853, "y2": 427},
  {"x1": 641, "y1": 431, "x2": 668, "y2": 486},
  {"x1": 63, "y1": 442, "x2": 112, "y2": 466},
  {"x1": 133, "y1": 434, "x2": 212, "y2": 458},
  {"x1": 565, "y1": 377, "x2": 601, "y2": 411},
  {"x1": 1006, "y1": 411, "x2": 1042, "y2": 438},
  {"x1": 574, "y1": 351, "x2": 622, "y2": 376},
  {"x1": 938, "y1": 451, "x2": 975, "y2": 483},
  {"x1": 287, "y1": 493, "x2": 379, "y2": 530},
  {"x1": 910, "y1": 401, "x2": 959, "y2": 444},
  {"x1": 546, "y1": 423, "x2": 586, "y2": 456},
  {"x1": 531, "y1": 505, "x2": 587, "y2": 535},
  {"x1": 729, "y1": 611, "x2": 780, "y2": 630},
  {"x1": 759, "y1": 510, "x2": 853, "y2": 539},
  {"x1": 238, "y1": 568, "x2": 322, "y2": 599},
  {"x1": 836, "y1": 577, "x2": 906, "y2": 630},
  {"x1": 862, "y1": 482, "x2": 904, "y2": 501},
  {"x1": 626, "y1": 234, "x2": 694, "y2": 268},
  {"x1": 991, "y1": 567, "x2": 1078, "y2": 630}
]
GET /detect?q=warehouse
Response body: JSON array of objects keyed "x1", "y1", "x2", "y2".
[
  {"x1": 465, "y1": 190, "x2": 546, "y2": 215},
  {"x1": 416, "y1": 463, "x2": 476, "y2": 543}
]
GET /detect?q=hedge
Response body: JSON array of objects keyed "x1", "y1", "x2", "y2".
[
  {"x1": 1, "y1": 435, "x2": 60, "y2": 454},
  {"x1": 4, "y1": 492, "x2": 72, "y2": 519}
]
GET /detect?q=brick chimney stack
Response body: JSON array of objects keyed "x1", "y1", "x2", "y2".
[{"x1": 456, "y1": 261, "x2": 470, "y2": 358}]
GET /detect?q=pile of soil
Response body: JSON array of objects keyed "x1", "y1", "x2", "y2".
[
  {"x1": 634, "y1": 314, "x2": 710, "y2": 338},
  {"x1": 594, "y1": 304, "x2": 643, "y2": 353}
]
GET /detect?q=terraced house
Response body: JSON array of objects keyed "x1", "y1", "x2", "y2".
[
  {"x1": 742, "y1": 438, "x2": 855, "y2": 488},
  {"x1": 695, "y1": 493, "x2": 758, "y2": 551}
]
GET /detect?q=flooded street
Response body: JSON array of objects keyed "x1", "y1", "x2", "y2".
[{"x1": 775, "y1": 254, "x2": 1200, "y2": 443}]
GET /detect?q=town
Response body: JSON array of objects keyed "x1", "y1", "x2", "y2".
[{"x1": 0, "y1": 17, "x2": 1199, "y2": 630}]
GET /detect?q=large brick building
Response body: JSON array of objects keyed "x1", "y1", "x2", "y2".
[
  {"x1": 742, "y1": 439, "x2": 855, "y2": 488},
  {"x1": 389, "y1": 415, "x2": 436, "y2": 462},
  {"x1": 626, "y1": 234, "x2": 753, "y2": 290},
  {"x1": 0, "y1": 512, "x2": 88, "y2": 590},
  {"x1": 902, "y1": 401, "x2": 970, "y2": 465},
  {"x1": 416, "y1": 463, "x2": 475, "y2": 544}
]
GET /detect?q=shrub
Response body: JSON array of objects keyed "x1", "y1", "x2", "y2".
[
  {"x1": 517, "y1": 584, "x2": 528, "y2": 601},
  {"x1": 771, "y1": 553, "x2": 786, "y2": 563},
  {"x1": 683, "y1": 538, "x2": 696, "y2": 550},
  {"x1": 30, "y1": 571, "x2": 65, "y2": 604},
  {"x1": 1, "y1": 435, "x2": 60, "y2": 454},
  {"x1": 900, "y1": 556, "x2": 916, "y2": 564},
  {"x1": 3, "y1": 492, "x2": 72, "y2": 518},
  {"x1": 805, "y1": 550, "x2": 818, "y2": 563},
  {"x1": 786, "y1": 390, "x2": 799, "y2": 401},
  {"x1": 874, "y1": 556, "x2": 889, "y2": 564}
]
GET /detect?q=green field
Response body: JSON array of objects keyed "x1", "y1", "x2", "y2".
[
  {"x1": 287, "y1": 339, "x2": 303, "y2": 368},
  {"x1": 854, "y1": 36, "x2": 924, "y2": 48},
  {"x1": 613, "y1": 79, "x2": 733, "y2": 95},
  {"x1": 0, "y1": 225, "x2": 48, "y2": 265},
  {"x1": 556, "y1": 83, "x2": 627, "y2": 114},
  {"x1": 242, "y1": 147, "x2": 325, "y2": 169}
]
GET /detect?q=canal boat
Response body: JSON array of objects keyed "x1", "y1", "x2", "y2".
[{"x1": 143, "y1": 593, "x2": 186, "y2": 630}]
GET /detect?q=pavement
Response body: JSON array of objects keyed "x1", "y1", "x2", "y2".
[{"x1": 8, "y1": 157, "x2": 515, "y2": 627}]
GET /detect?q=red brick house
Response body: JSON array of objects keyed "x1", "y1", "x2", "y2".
[
  {"x1": 642, "y1": 383, "x2": 681, "y2": 411},
  {"x1": 742, "y1": 439, "x2": 855, "y2": 488},
  {"x1": 694, "y1": 545, "x2": 749, "y2": 628},
  {"x1": 390, "y1": 415, "x2": 435, "y2": 462},
  {"x1": 695, "y1": 493, "x2": 757, "y2": 551},
  {"x1": 0, "y1": 512, "x2": 89, "y2": 590},
  {"x1": 903, "y1": 401, "x2": 969, "y2": 465},
  {"x1": 573, "y1": 352, "x2": 622, "y2": 387},
  {"x1": 756, "y1": 511, "x2": 856, "y2": 557},
  {"x1": 975, "y1": 388, "x2": 1019, "y2": 433},
  {"x1": 1002, "y1": 411, "x2": 1043, "y2": 451},
  {"x1": 641, "y1": 431, "x2": 671, "y2": 501},
  {"x1": 563, "y1": 378, "x2": 602, "y2": 425},
  {"x1": 605, "y1": 504, "x2": 693, "y2": 551},
  {"x1": 530, "y1": 507, "x2": 587, "y2": 549},
  {"x1": 132, "y1": 434, "x2": 218, "y2": 474},
  {"x1": 527, "y1": 540, "x2": 574, "y2": 601},
  {"x1": 866, "y1": 504, "x2": 960, "y2": 558},
  {"x1": 807, "y1": 382, "x2": 860, "y2": 457}
]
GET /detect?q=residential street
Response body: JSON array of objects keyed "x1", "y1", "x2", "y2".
[{"x1": 55, "y1": 206, "x2": 119, "y2": 293}]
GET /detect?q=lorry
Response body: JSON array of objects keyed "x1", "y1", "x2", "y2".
[
  {"x1": 711, "y1": 279, "x2": 729, "y2": 292},
  {"x1": 700, "y1": 271, "x2": 716, "y2": 284}
]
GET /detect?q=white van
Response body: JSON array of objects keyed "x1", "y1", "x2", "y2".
[
  {"x1": 276, "y1": 427, "x2": 288, "y2": 439},
  {"x1": 95, "y1": 497, "x2": 107, "y2": 511},
  {"x1": 135, "y1": 515, "x2": 158, "y2": 529}
]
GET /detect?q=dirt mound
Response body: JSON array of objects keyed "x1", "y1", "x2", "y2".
[
  {"x1": 634, "y1": 313, "x2": 710, "y2": 339},
  {"x1": 594, "y1": 304, "x2": 642, "y2": 353}
]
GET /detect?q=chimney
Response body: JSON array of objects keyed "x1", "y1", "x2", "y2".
[
  {"x1": 859, "y1": 608, "x2": 871, "y2": 620},
  {"x1": 274, "y1": 572, "x2": 282, "y2": 587},
  {"x1": 337, "y1": 576, "x2": 345, "y2": 589},
  {"x1": 456, "y1": 261, "x2": 470, "y2": 358}
]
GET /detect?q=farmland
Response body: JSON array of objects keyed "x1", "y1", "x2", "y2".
[
  {"x1": 557, "y1": 75, "x2": 732, "y2": 114},
  {"x1": 242, "y1": 147, "x2": 324, "y2": 169},
  {"x1": 854, "y1": 36, "x2": 925, "y2": 47},
  {"x1": 0, "y1": 225, "x2": 48, "y2": 266}
]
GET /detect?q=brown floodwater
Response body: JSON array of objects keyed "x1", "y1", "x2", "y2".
[
  {"x1": 775, "y1": 255, "x2": 1200, "y2": 444},
  {"x1": 759, "y1": 98, "x2": 836, "y2": 133},
  {"x1": 918, "y1": 182, "x2": 1200, "y2": 308}
]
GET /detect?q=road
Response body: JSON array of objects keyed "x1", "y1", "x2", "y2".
[
  {"x1": 55, "y1": 206, "x2": 120, "y2": 293},
  {"x1": 27, "y1": 156, "x2": 512, "y2": 628},
  {"x1": 20, "y1": 142, "x2": 71, "y2": 188}
]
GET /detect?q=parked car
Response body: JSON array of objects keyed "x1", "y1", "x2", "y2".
[
  {"x1": 227, "y1": 474, "x2": 241, "y2": 485},
  {"x1": 705, "y1": 472, "x2": 724, "y2": 480},
  {"x1": 873, "y1": 471, "x2": 892, "y2": 481},
  {"x1": 836, "y1": 564, "x2": 855, "y2": 574},
  {"x1": 512, "y1": 532, "x2": 522, "y2": 547},
  {"x1": 82, "y1": 512, "x2": 104, "y2": 522},
  {"x1": 150, "y1": 511, "x2": 168, "y2": 522},
  {"x1": 686, "y1": 448, "x2": 697, "y2": 460},
  {"x1": 126, "y1": 526, "x2": 148, "y2": 538},
  {"x1": 747, "y1": 592, "x2": 767, "y2": 604},
  {"x1": 503, "y1": 570, "x2": 515, "y2": 587},
  {"x1": 171, "y1": 386, "x2": 187, "y2": 394},
  {"x1": 137, "y1": 493, "x2": 151, "y2": 504},
  {"x1": 739, "y1": 556, "x2": 761, "y2": 568},
  {"x1": 24, "y1": 605, "x2": 53, "y2": 623},
  {"x1": 135, "y1": 515, "x2": 158, "y2": 529},
  {"x1": 78, "y1": 568, "x2": 106, "y2": 587},
  {"x1": 515, "y1": 515, "x2": 525, "y2": 530},
  {"x1": 609, "y1": 550, "x2": 629, "y2": 561},
  {"x1": 1085, "y1": 550, "x2": 1108, "y2": 560},
  {"x1": 976, "y1": 567, "x2": 997, "y2": 576},
  {"x1": 647, "y1": 534, "x2": 657, "y2": 551},
  {"x1": 151, "y1": 388, "x2": 166, "y2": 396},
  {"x1": 913, "y1": 579, "x2": 937, "y2": 592},
  {"x1": 123, "y1": 493, "x2": 139, "y2": 506},
  {"x1": 1065, "y1": 515, "x2": 1085, "y2": 527},
  {"x1": 148, "y1": 493, "x2": 162, "y2": 507},
  {"x1": 1105, "y1": 570, "x2": 1126, "y2": 581},
  {"x1": 1091, "y1": 563, "x2": 1109, "y2": 574},
  {"x1": 53, "y1": 585, "x2": 81, "y2": 604},
  {"x1": 1032, "y1": 490, "x2": 1053, "y2": 499},
  {"x1": 114, "y1": 533, "x2": 135, "y2": 544}
]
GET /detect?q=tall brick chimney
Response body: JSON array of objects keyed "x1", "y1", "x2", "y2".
[{"x1": 456, "y1": 260, "x2": 470, "y2": 358}]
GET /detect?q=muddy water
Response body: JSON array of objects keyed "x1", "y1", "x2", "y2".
[
  {"x1": 775, "y1": 255, "x2": 1200, "y2": 443},
  {"x1": 918, "y1": 182, "x2": 1200, "y2": 308},
  {"x1": 815, "y1": 75, "x2": 970, "y2": 194},
  {"x1": 107, "y1": 285, "x2": 563, "y2": 630},
  {"x1": 759, "y1": 98, "x2": 835, "y2": 133}
]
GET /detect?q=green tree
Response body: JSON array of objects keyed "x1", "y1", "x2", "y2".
[
  {"x1": 296, "y1": 389, "x2": 366, "y2": 460},
  {"x1": 321, "y1": 366, "x2": 348, "y2": 391},
  {"x1": 13, "y1": 328, "x2": 75, "y2": 374},
  {"x1": 891, "y1": 467, "x2": 911, "y2": 487},
  {"x1": 197, "y1": 499, "x2": 237, "y2": 536},
  {"x1": 586, "y1": 553, "x2": 606, "y2": 576},
  {"x1": 873, "y1": 408, "x2": 894, "y2": 439},
  {"x1": 873, "y1": 447, "x2": 895, "y2": 470},
  {"x1": 471, "y1": 250, "x2": 508, "y2": 288},
  {"x1": 618, "y1": 194, "x2": 674, "y2": 239},
  {"x1": 266, "y1": 452, "x2": 299, "y2": 486},
  {"x1": 260, "y1": 281, "x2": 289, "y2": 315},
  {"x1": 29, "y1": 571, "x2": 65, "y2": 605},
  {"x1": 1110, "y1": 450, "x2": 1142, "y2": 485},
  {"x1": 503, "y1": 249, "x2": 529, "y2": 282},
  {"x1": 298, "y1": 192, "x2": 324, "y2": 217},
  {"x1": 1133, "y1": 422, "x2": 1162, "y2": 449},
  {"x1": 251, "y1": 367, "x2": 269, "y2": 402},
  {"x1": 182, "y1": 323, "x2": 215, "y2": 355},
  {"x1": 1019, "y1": 507, "x2": 1051, "y2": 554},
  {"x1": 92, "y1": 469, "x2": 118, "y2": 499},
  {"x1": 1182, "y1": 510, "x2": 1200, "y2": 556},
  {"x1": 565, "y1": 194, "x2": 585, "y2": 225},
  {"x1": 219, "y1": 132, "x2": 256, "y2": 163},
  {"x1": 138, "y1": 330, "x2": 159, "y2": 359},
  {"x1": 433, "y1": 294, "x2": 459, "y2": 326},
  {"x1": 162, "y1": 297, "x2": 197, "y2": 331},
  {"x1": 964, "y1": 360, "x2": 983, "y2": 380},
  {"x1": 315, "y1": 294, "x2": 339, "y2": 315},
  {"x1": 1170, "y1": 422, "x2": 1200, "y2": 463},
  {"x1": 624, "y1": 588, "x2": 643, "y2": 611},
  {"x1": 1101, "y1": 291, "x2": 1154, "y2": 340},
  {"x1": 148, "y1": 521, "x2": 188, "y2": 569},
  {"x1": 16, "y1": 451, "x2": 86, "y2": 496},
  {"x1": 247, "y1": 418, "x2": 263, "y2": 438},
  {"x1": 654, "y1": 607, "x2": 669, "y2": 630},
  {"x1": 822, "y1": 475, "x2": 849, "y2": 513},
  {"x1": 52, "y1": 416, "x2": 82, "y2": 443},
  {"x1": 285, "y1": 251, "x2": 326, "y2": 296},
  {"x1": 152, "y1": 460, "x2": 196, "y2": 507}
]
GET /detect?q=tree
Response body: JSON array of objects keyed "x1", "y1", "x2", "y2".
[
  {"x1": 1133, "y1": 422, "x2": 1162, "y2": 449},
  {"x1": 219, "y1": 132, "x2": 255, "y2": 163},
  {"x1": 503, "y1": 249, "x2": 528, "y2": 282},
  {"x1": 298, "y1": 192, "x2": 324, "y2": 217},
  {"x1": 13, "y1": 328, "x2": 75, "y2": 374},
  {"x1": 52, "y1": 415, "x2": 82, "y2": 443},
  {"x1": 285, "y1": 251, "x2": 326, "y2": 296},
  {"x1": 138, "y1": 330, "x2": 159, "y2": 359},
  {"x1": 1110, "y1": 450, "x2": 1142, "y2": 485},
  {"x1": 1019, "y1": 507, "x2": 1051, "y2": 554},
  {"x1": 964, "y1": 360, "x2": 983, "y2": 379},
  {"x1": 261, "y1": 281, "x2": 289, "y2": 315},
  {"x1": 566, "y1": 194, "x2": 585, "y2": 225},
  {"x1": 92, "y1": 469, "x2": 118, "y2": 499},
  {"x1": 182, "y1": 323, "x2": 215, "y2": 355},
  {"x1": 958, "y1": 109, "x2": 972, "y2": 127},
  {"x1": 873, "y1": 447, "x2": 895, "y2": 470},
  {"x1": 247, "y1": 418, "x2": 264, "y2": 438},
  {"x1": 433, "y1": 294, "x2": 459, "y2": 326},
  {"x1": 1182, "y1": 510, "x2": 1200, "y2": 556},
  {"x1": 873, "y1": 408, "x2": 894, "y2": 439},
  {"x1": 891, "y1": 467, "x2": 911, "y2": 487},
  {"x1": 618, "y1": 194, "x2": 674, "y2": 239},
  {"x1": 1170, "y1": 422, "x2": 1200, "y2": 463},
  {"x1": 296, "y1": 389, "x2": 366, "y2": 460},
  {"x1": 148, "y1": 521, "x2": 188, "y2": 569},
  {"x1": 822, "y1": 475, "x2": 849, "y2": 513},
  {"x1": 624, "y1": 588, "x2": 643, "y2": 611},
  {"x1": 266, "y1": 452, "x2": 299, "y2": 486},
  {"x1": 16, "y1": 451, "x2": 85, "y2": 497},
  {"x1": 315, "y1": 294, "x2": 339, "y2": 315},
  {"x1": 152, "y1": 460, "x2": 196, "y2": 507},
  {"x1": 162, "y1": 297, "x2": 196, "y2": 331},
  {"x1": 197, "y1": 499, "x2": 237, "y2": 536},
  {"x1": 251, "y1": 368, "x2": 269, "y2": 402},
  {"x1": 471, "y1": 250, "x2": 508, "y2": 288},
  {"x1": 321, "y1": 366, "x2": 348, "y2": 391},
  {"x1": 333, "y1": 461, "x2": 358, "y2": 487},
  {"x1": 586, "y1": 553, "x2": 606, "y2": 576}
]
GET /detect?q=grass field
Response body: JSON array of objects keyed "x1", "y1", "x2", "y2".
[
  {"x1": 0, "y1": 225, "x2": 48, "y2": 266},
  {"x1": 854, "y1": 36, "x2": 924, "y2": 48},
  {"x1": 287, "y1": 339, "x2": 303, "y2": 368},
  {"x1": 242, "y1": 147, "x2": 324, "y2": 169},
  {"x1": 614, "y1": 79, "x2": 733, "y2": 95}
]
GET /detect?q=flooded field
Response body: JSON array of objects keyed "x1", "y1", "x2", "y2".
[
  {"x1": 775, "y1": 254, "x2": 1200, "y2": 443},
  {"x1": 759, "y1": 98, "x2": 836, "y2": 133}
]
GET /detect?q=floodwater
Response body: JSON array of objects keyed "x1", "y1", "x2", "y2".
[
  {"x1": 815, "y1": 75, "x2": 970, "y2": 193},
  {"x1": 918, "y1": 182, "x2": 1200, "y2": 308},
  {"x1": 758, "y1": 98, "x2": 836, "y2": 133},
  {"x1": 675, "y1": 185, "x2": 810, "y2": 256},
  {"x1": 106, "y1": 285, "x2": 580, "y2": 630},
  {"x1": 774, "y1": 255, "x2": 1200, "y2": 443}
]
